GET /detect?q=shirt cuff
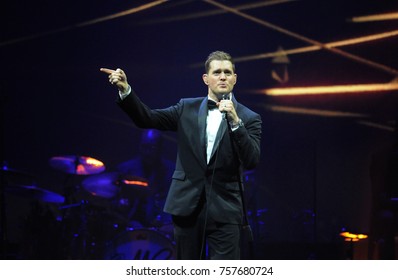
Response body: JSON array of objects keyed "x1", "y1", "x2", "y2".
[
  {"x1": 230, "y1": 119, "x2": 244, "y2": 131},
  {"x1": 118, "y1": 85, "x2": 131, "y2": 100}
]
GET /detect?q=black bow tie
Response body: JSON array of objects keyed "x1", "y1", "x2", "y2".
[{"x1": 208, "y1": 99, "x2": 218, "y2": 110}]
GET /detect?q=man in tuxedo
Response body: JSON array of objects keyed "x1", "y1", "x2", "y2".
[{"x1": 101, "y1": 51, "x2": 262, "y2": 259}]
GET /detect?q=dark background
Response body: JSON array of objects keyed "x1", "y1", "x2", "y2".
[{"x1": 1, "y1": 0, "x2": 398, "y2": 259}]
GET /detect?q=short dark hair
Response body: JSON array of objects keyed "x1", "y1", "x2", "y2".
[{"x1": 204, "y1": 51, "x2": 235, "y2": 73}]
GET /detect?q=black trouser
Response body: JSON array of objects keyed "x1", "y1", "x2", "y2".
[{"x1": 172, "y1": 198, "x2": 240, "y2": 260}]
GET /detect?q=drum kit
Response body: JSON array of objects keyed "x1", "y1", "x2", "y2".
[{"x1": 1, "y1": 155, "x2": 175, "y2": 260}]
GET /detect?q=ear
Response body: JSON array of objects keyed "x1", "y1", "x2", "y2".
[{"x1": 202, "y1": 74, "x2": 209, "y2": 85}]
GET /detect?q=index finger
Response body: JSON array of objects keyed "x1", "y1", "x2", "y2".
[{"x1": 100, "y1": 68, "x2": 115, "y2": 74}]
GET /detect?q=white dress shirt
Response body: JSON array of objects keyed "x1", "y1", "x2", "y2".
[{"x1": 206, "y1": 101, "x2": 223, "y2": 164}]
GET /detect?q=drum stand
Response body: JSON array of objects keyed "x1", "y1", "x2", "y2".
[{"x1": 59, "y1": 200, "x2": 90, "y2": 259}]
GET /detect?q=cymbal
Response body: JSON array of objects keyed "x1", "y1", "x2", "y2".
[
  {"x1": 49, "y1": 155, "x2": 105, "y2": 175},
  {"x1": 82, "y1": 172, "x2": 120, "y2": 198},
  {"x1": 82, "y1": 172, "x2": 149, "y2": 198},
  {"x1": 5, "y1": 184, "x2": 65, "y2": 204}
]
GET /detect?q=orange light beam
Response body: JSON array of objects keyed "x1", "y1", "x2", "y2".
[
  {"x1": 140, "y1": 0, "x2": 296, "y2": 25},
  {"x1": 122, "y1": 180, "x2": 149, "y2": 187},
  {"x1": 262, "y1": 81, "x2": 398, "y2": 96},
  {"x1": 262, "y1": 105, "x2": 367, "y2": 118},
  {"x1": 340, "y1": 231, "x2": 368, "y2": 241},
  {"x1": 351, "y1": 12, "x2": 398, "y2": 23},
  {"x1": 203, "y1": 0, "x2": 398, "y2": 77},
  {"x1": 356, "y1": 120, "x2": 395, "y2": 132},
  {"x1": 0, "y1": 0, "x2": 169, "y2": 47},
  {"x1": 233, "y1": 30, "x2": 398, "y2": 63}
]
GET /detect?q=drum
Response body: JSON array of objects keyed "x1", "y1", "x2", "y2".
[
  {"x1": 105, "y1": 228, "x2": 176, "y2": 260},
  {"x1": 151, "y1": 212, "x2": 173, "y2": 237}
]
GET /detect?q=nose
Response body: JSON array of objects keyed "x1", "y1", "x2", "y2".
[{"x1": 220, "y1": 72, "x2": 227, "y2": 80}]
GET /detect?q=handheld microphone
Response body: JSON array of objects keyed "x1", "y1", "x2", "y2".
[{"x1": 222, "y1": 93, "x2": 229, "y2": 119}]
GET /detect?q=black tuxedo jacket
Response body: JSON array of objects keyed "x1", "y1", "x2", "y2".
[{"x1": 118, "y1": 89, "x2": 262, "y2": 224}]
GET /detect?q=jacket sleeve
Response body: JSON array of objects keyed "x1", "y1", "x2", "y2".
[
  {"x1": 231, "y1": 112, "x2": 262, "y2": 170},
  {"x1": 117, "y1": 89, "x2": 180, "y2": 131}
]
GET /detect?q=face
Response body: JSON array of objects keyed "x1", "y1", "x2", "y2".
[{"x1": 202, "y1": 60, "x2": 237, "y2": 100}]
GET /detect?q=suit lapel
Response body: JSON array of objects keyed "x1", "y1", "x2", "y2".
[
  {"x1": 197, "y1": 98, "x2": 208, "y2": 166},
  {"x1": 209, "y1": 117, "x2": 227, "y2": 161}
]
